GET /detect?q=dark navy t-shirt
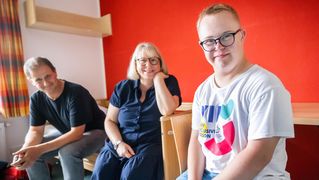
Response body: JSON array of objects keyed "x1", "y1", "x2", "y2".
[
  {"x1": 110, "y1": 75, "x2": 182, "y2": 147},
  {"x1": 29, "y1": 81, "x2": 105, "y2": 133}
]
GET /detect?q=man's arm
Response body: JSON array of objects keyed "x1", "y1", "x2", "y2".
[
  {"x1": 23, "y1": 125, "x2": 45, "y2": 147},
  {"x1": 11, "y1": 125, "x2": 44, "y2": 167},
  {"x1": 215, "y1": 137, "x2": 280, "y2": 180},
  {"x1": 12, "y1": 124, "x2": 85, "y2": 169},
  {"x1": 187, "y1": 130, "x2": 206, "y2": 180},
  {"x1": 36, "y1": 124, "x2": 85, "y2": 153}
]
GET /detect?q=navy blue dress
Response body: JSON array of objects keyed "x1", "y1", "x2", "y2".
[{"x1": 91, "y1": 75, "x2": 182, "y2": 180}]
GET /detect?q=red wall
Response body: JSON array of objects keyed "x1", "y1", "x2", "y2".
[{"x1": 100, "y1": 0, "x2": 319, "y2": 179}]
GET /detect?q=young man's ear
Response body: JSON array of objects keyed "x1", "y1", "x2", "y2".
[{"x1": 241, "y1": 30, "x2": 246, "y2": 40}]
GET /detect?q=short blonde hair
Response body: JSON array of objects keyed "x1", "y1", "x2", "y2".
[
  {"x1": 197, "y1": 3, "x2": 240, "y2": 30},
  {"x1": 127, "y1": 42, "x2": 168, "y2": 80}
]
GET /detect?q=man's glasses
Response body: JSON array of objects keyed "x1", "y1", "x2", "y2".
[
  {"x1": 199, "y1": 29, "x2": 242, "y2": 52},
  {"x1": 136, "y1": 57, "x2": 161, "y2": 65}
]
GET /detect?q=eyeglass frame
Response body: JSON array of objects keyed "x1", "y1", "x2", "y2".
[
  {"x1": 199, "y1": 29, "x2": 242, "y2": 52},
  {"x1": 135, "y1": 57, "x2": 161, "y2": 66}
]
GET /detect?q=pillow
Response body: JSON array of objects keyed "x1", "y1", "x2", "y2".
[
  {"x1": 44, "y1": 124, "x2": 58, "y2": 136},
  {"x1": 98, "y1": 105, "x2": 108, "y2": 114}
]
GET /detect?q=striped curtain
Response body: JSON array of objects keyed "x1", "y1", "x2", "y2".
[{"x1": 0, "y1": 0, "x2": 29, "y2": 118}]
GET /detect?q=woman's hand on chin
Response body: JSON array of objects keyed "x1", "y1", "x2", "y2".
[{"x1": 154, "y1": 71, "x2": 168, "y2": 82}]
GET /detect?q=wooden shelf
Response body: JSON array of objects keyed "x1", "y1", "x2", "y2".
[{"x1": 24, "y1": 0, "x2": 112, "y2": 37}]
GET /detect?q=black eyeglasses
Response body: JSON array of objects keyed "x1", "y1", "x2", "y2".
[
  {"x1": 136, "y1": 57, "x2": 161, "y2": 65},
  {"x1": 199, "y1": 29, "x2": 242, "y2": 52}
]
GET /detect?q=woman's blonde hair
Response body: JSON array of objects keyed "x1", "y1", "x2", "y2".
[{"x1": 127, "y1": 42, "x2": 168, "y2": 80}]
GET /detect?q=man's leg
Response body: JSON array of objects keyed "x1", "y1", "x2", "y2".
[
  {"x1": 58, "y1": 129, "x2": 106, "y2": 180},
  {"x1": 26, "y1": 130, "x2": 61, "y2": 180}
]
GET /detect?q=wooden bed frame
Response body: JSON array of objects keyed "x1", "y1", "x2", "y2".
[
  {"x1": 160, "y1": 102, "x2": 319, "y2": 179},
  {"x1": 84, "y1": 100, "x2": 319, "y2": 177}
]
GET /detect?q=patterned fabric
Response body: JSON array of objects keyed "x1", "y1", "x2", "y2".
[{"x1": 0, "y1": 0, "x2": 29, "y2": 118}]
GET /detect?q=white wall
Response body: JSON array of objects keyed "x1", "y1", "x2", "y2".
[
  {"x1": 0, "y1": 117, "x2": 29, "y2": 162},
  {"x1": 0, "y1": 0, "x2": 107, "y2": 162},
  {"x1": 19, "y1": 0, "x2": 107, "y2": 99}
]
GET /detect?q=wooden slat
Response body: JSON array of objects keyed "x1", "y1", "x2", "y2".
[
  {"x1": 177, "y1": 102, "x2": 192, "y2": 111},
  {"x1": 161, "y1": 115, "x2": 180, "y2": 180},
  {"x1": 83, "y1": 153, "x2": 98, "y2": 172},
  {"x1": 170, "y1": 110, "x2": 192, "y2": 174},
  {"x1": 96, "y1": 99, "x2": 109, "y2": 108}
]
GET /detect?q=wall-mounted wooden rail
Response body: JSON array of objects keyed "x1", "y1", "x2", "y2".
[
  {"x1": 177, "y1": 102, "x2": 319, "y2": 126},
  {"x1": 292, "y1": 103, "x2": 319, "y2": 125}
]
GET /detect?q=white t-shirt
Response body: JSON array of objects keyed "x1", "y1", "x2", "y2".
[{"x1": 192, "y1": 65, "x2": 295, "y2": 179}]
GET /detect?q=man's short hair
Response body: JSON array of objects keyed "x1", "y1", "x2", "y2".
[
  {"x1": 197, "y1": 3, "x2": 240, "y2": 29},
  {"x1": 24, "y1": 57, "x2": 56, "y2": 79}
]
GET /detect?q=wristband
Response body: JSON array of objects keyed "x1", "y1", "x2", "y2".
[{"x1": 113, "y1": 140, "x2": 122, "y2": 150}]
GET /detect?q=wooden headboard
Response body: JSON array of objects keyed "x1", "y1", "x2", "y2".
[{"x1": 96, "y1": 99, "x2": 109, "y2": 108}]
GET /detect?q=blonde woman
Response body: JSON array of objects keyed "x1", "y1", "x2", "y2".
[{"x1": 91, "y1": 42, "x2": 182, "y2": 180}]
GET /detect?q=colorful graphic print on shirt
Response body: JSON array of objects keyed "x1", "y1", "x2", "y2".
[{"x1": 199, "y1": 100, "x2": 235, "y2": 156}]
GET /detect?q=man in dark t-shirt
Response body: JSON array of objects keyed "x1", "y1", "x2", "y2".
[{"x1": 11, "y1": 57, "x2": 106, "y2": 180}]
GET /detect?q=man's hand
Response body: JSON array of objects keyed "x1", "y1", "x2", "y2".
[
  {"x1": 11, "y1": 154, "x2": 24, "y2": 169},
  {"x1": 11, "y1": 146, "x2": 42, "y2": 170}
]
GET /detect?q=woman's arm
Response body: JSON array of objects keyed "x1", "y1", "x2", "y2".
[
  {"x1": 188, "y1": 130, "x2": 205, "y2": 180},
  {"x1": 104, "y1": 104, "x2": 135, "y2": 158},
  {"x1": 153, "y1": 72, "x2": 180, "y2": 115},
  {"x1": 104, "y1": 104, "x2": 121, "y2": 143}
]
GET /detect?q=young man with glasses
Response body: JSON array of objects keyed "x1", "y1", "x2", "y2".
[{"x1": 178, "y1": 3, "x2": 294, "y2": 180}]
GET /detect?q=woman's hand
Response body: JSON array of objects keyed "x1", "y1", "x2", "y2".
[
  {"x1": 116, "y1": 142, "x2": 135, "y2": 158},
  {"x1": 154, "y1": 71, "x2": 168, "y2": 83}
]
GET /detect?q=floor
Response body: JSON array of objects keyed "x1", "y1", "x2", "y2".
[{"x1": 50, "y1": 161, "x2": 92, "y2": 180}]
